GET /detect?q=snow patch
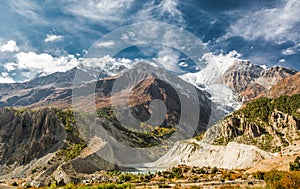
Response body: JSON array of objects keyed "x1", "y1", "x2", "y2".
[
  {"x1": 180, "y1": 50, "x2": 242, "y2": 84},
  {"x1": 180, "y1": 51, "x2": 244, "y2": 111}
]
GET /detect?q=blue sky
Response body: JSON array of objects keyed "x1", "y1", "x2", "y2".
[{"x1": 0, "y1": 0, "x2": 299, "y2": 82}]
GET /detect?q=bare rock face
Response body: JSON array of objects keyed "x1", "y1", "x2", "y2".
[
  {"x1": 206, "y1": 109, "x2": 300, "y2": 153},
  {"x1": 219, "y1": 60, "x2": 264, "y2": 95},
  {"x1": 259, "y1": 66, "x2": 297, "y2": 88},
  {"x1": 269, "y1": 110, "x2": 300, "y2": 138},
  {"x1": 144, "y1": 93, "x2": 300, "y2": 170},
  {"x1": 266, "y1": 72, "x2": 300, "y2": 98},
  {"x1": 239, "y1": 83, "x2": 266, "y2": 102},
  {"x1": 0, "y1": 108, "x2": 66, "y2": 169},
  {"x1": 219, "y1": 60, "x2": 297, "y2": 102}
]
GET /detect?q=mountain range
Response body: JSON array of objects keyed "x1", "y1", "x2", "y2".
[
  {"x1": 0, "y1": 59, "x2": 297, "y2": 109},
  {"x1": 0, "y1": 61, "x2": 299, "y2": 186}
]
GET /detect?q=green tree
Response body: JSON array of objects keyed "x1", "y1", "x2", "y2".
[{"x1": 290, "y1": 156, "x2": 300, "y2": 171}]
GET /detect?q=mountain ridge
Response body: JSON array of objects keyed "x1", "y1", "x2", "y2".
[
  {"x1": 0, "y1": 61, "x2": 299, "y2": 186},
  {"x1": 218, "y1": 60, "x2": 297, "y2": 102}
]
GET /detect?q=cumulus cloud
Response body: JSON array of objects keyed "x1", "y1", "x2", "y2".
[
  {"x1": 1, "y1": 51, "x2": 138, "y2": 82},
  {"x1": 14, "y1": 52, "x2": 79, "y2": 78},
  {"x1": 0, "y1": 72, "x2": 15, "y2": 83},
  {"x1": 282, "y1": 48, "x2": 295, "y2": 56},
  {"x1": 226, "y1": 0, "x2": 300, "y2": 42},
  {"x1": 178, "y1": 62, "x2": 188, "y2": 67},
  {"x1": 3, "y1": 62, "x2": 18, "y2": 72},
  {"x1": 0, "y1": 40, "x2": 19, "y2": 52},
  {"x1": 44, "y1": 34, "x2": 64, "y2": 42}
]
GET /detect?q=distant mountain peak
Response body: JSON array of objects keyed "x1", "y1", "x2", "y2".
[{"x1": 220, "y1": 61, "x2": 298, "y2": 102}]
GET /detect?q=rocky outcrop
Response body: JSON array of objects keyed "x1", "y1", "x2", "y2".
[
  {"x1": 0, "y1": 108, "x2": 66, "y2": 169},
  {"x1": 204, "y1": 99, "x2": 300, "y2": 153},
  {"x1": 142, "y1": 94, "x2": 300, "y2": 170},
  {"x1": 239, "y1": 83, "x2": 266, "y2": 102},
  {"x1": 219, "y1": 60, "x2": 297, "y2": 102},
  {"x1": 265, "y1": 72, "x2": 300, "y2": 98},
  {"x1": 0, "y1": 108, "x2": 126, "y2": 185},
  {"x1": 219, "y1": 60, "x2": 264, "y2": 95}
]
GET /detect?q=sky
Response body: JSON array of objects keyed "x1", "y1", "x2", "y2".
[{"x1": 0, "y1": 0, "x2": 299, "y2": 83}]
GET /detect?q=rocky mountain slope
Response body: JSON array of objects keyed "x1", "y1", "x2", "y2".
[
  {"x1": 0, "y1": 107, "x2": 172, "y2": 185},
  {"x1": 148, "y1": 94, "x2": 300, "y2": 171},
  {"x1": 265, "y1": 72, "x2": 300, "y2": 98},
  {"x1": 0, "y1": 62, "x2": 222, "y2": 139},
  {"x1": 180, "y1": 60, "x2": 297, "y2": 115},
  {"x1": 0, "y1": 60, "x2": 295, "y2": 113},
  {"x1": 218, "y1": 60, "x2": 297, "y2": 102},
  {"x1": 204, "y1": 94, "x2": 300, "y2": 152},
  {"x1": 0, "y1": 108, "x2": 83, "y2": 184},
  {"x1": 0, "y1": 63, "x2": 227, "y2": 186},
  {"x1": 0, "y1": 60, "x2": 298, "y2": 186},
  {"x1": 0, "y1": 68, "x2": 83, "y2": 108},
  {"x1": 0, "y1": 108, "x2": 66, "y2": 170}
]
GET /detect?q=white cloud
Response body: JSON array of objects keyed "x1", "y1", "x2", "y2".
[
  {"x1": 44, "y1": 34, "x2": 64, "y2": 42},
  {"x1": 226, "y1": 0, "x2": 300, "y2": 42},
  {"x1": 178, "y1": 62, "x2": 188, "y2": 67},
  {"x1": 135, "y1": 0, "x2": 184, "y2": 25},
  {"x1": 64, "y1": 0, "x2": 134, "y2": 24},
  {"x1": 281, "y1": 43, "x2": 300, "y2": 55},
  {"x1": 279, "y1": 59, "x2": 286, "y2": 63},
  {"x1": 0, "y1": 72, "x2": 15, "y2": 83},
  {"x1": 4, "y1": 62, "x2": 17, "y2": 72},
  {"x1": 1, "y1": 40, "x2": 19, "y2": 52},
  {"x1": 9, "y1": 0, "x2": 46, "y2": 25},
  {"x1": 1, "y1": 52, "x2": 137, "y2": 82},
  {"x1": 158, "y1": 0, "x2": 182, "y2": 17},
  {"x1": 180, "y1": 50, "x2": 243, "y2": 84},
  {"x1": 116, "y1": 22, "x2": 191, "y2": 74},
  {"x1": 76, "y1": 55, "x2": 137, "y2": 77},
  {"x1": 96, "y1": 41, "x2": 115, "y2": 47},
  {"x1": 15, "y1": 52, "x2": 79, "y2": 78},
  {"x1": 1, "y1": 72, "x2": 9, "y2": 77},
  {"x1": 282, "y1": 48, "x2": 295, "y2": 55},
  {"x1": 153, "y1": 47, "x2": 183, "y2": 73}
]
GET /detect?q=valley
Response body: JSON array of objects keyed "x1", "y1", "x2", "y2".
[{"x1": 0, "y1": 61, "x2": 298, "y2": 188}]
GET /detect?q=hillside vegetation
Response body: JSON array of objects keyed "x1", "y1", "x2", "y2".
[
  {"x1": 209, "y1": 94, "x2": 300, "y2": 152},
  {"x1": 237, "y1": 94, "x2": 300, "y2": 122}
]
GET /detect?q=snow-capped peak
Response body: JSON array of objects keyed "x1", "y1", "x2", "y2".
[
  {"x1": 77, "y1": 56, "x2": 139, "y2": 79},
  {"x1": 180, "y1": 50, "x2": 243, "y2": 85},
  {"x1": 179, "y1": 51, "x2": 246, "y2": 112}
]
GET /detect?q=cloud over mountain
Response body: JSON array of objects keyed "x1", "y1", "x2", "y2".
[{"x1": 0, "y1": 0, "x2": 299, "y2": 82}]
